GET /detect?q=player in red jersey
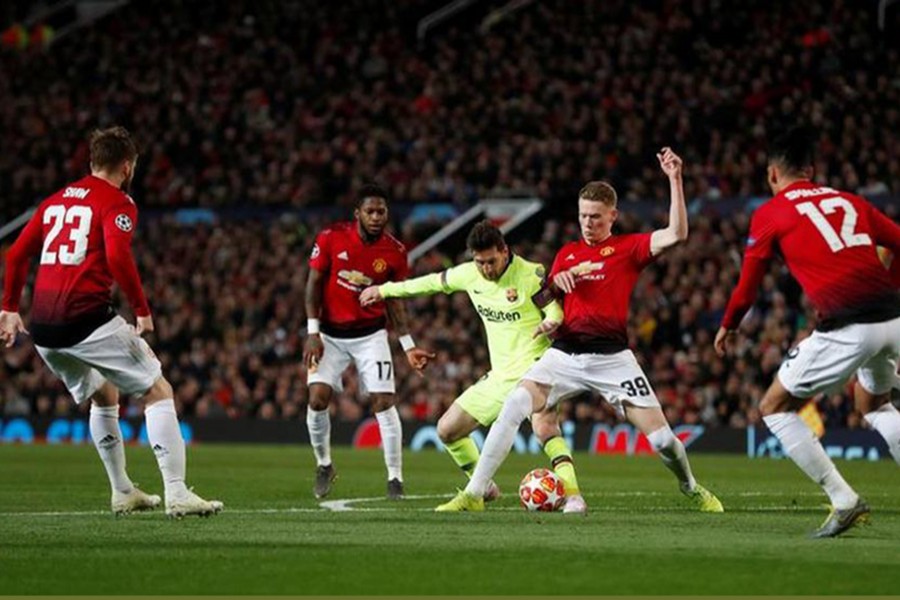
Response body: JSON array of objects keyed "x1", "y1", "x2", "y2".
[
  {"x1": 303, "y1": 184, "x2": 433, "y2": 499},
  {"x1": 0, "y1": 127, "x2": 221, "y2": 517},
  {"x1": 437, "y1": 148, "x2": 723, "y2": 513},
  {"x1": 715, "y1": 127, "x2": 900, "y2": 538}
]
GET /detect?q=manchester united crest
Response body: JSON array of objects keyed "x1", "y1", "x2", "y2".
[
  {"x1": 506, "y1": 288, "x2": 519, "y2": 303},
  {"x1": 373, "y1": 258, "x2": 388, "y2": 273}
]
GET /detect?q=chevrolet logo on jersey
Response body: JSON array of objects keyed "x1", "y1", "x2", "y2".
[
  {"x1": 600, "y1": 246, "x2": 615, "y2": 256},
  {"x1": 476, "y1": 304, "x2": 522, "y2": 323},
  {"x1": 337, "y1": 270, "x2": 373, "y2": 286},
  {"x1": 571, "y1": 261, "x2": 604, "y2": 275},
  {"x1": 571, "y1": 260, "x2": 606, "y2": 281}
]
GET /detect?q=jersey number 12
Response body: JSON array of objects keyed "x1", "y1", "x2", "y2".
[{"x1": 795, "y1": 197, "x2": 872, "y2": 253}]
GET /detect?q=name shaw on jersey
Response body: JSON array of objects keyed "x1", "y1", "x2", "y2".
[{"x1": 476, "y1": 304, "x2": 522, "y2": 323}]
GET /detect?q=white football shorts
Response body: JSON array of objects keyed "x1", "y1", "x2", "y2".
[
  {"x1": 524, "y1": 347, "x2": 661, "y2": 417},
  {"x1": 778, "y1": 316, "x2": 900, "y2": 398},
  {"x1": 307, "y1": 328, "x2": 395, "y2": 394},
  {"x1": 35, "y1": 316, "x2": 162, "y2": 404}
]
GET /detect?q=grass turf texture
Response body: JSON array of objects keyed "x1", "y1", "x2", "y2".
[{"x1": 0, "y1": 444, "x2": 898, "y2": 595}]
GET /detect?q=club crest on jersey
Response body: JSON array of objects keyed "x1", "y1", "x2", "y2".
[
  {"x1": 506, "y1": 288, "x2": 519, "y2": 303},
  {"x1": 599, "y1": 246, "x2": 615, "y2": 257},
  {"x1": 114, "y1": 214, "x2": 133, "y2": 232},
  {"x1": 373, "y1": 258, "x2": 388, "y2": 273}
]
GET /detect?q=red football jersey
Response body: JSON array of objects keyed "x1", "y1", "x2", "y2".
[
  {"x1": 2, "y1": 175, "x2": 150, "y2": 326},
  {"x1": 723, "y1": 181, "x2": 900, "y2": 329},
  {"x1": 308, "y1": 221, "x2": 409, "y2": 335},
  {"x1": 549, "y1": 233, "x2": 654, "y2": 351}
]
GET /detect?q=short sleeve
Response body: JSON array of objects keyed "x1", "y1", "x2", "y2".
[
  {"x1": 309, "y1": 230, "x2": 331, "y2": 272},
  {"x1": 629, "y1": 233, "x2": 654, "y2": 268}
]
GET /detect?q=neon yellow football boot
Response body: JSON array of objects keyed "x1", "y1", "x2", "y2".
[
  {"x1": 683, "y1": 483, "x2": 724, "y2": 513},
  {"x1": 435, "y1": 489, "x2": 485, "y2": 512}
]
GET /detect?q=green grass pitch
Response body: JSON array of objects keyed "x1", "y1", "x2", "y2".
[{"x1": 0, "y1": 444, "x2": 898, "y2": 595}]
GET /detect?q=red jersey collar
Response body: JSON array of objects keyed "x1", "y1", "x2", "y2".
[{"x1": 778, "y1": 180, "x2": 815, "y2": 197}]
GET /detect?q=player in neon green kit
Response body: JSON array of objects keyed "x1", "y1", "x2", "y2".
[{"x1": 360, "y1": 221, "x2": 586, "y2": 513}]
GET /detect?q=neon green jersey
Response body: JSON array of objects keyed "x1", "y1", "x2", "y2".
[{"x1": 379, "y1": 255, "x2": 563, "y2": 377}]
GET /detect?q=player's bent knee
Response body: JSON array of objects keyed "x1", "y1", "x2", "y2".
[
  {"x1": 370, "y1": 393, "x2": 395, "y2": 413},
  {"x1": 531, "y1": 414, "x2": 561, "y2": 444},
  {"x1": 307, "y1": 383, "x2": 333, "y2": 411},
  {"x1": 519, "y1": 380, "x2": 550, "y2": 413},
  {"x1": 141, "y1": 376, "x2": 174, "y2": 405},
  {"x1": 90, "y1": 381, "x2": 119, "y2": 408},
  {"x1": 436, "y1": 415, "x2": 461, "y2": 444}
]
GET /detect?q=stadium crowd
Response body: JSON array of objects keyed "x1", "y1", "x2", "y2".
[
  {"x1": 2, "y1": 0, "x2": 899, "y2": 226},
  {"x1": 2, "y1": 0, "x2": 899, "y2": 428},
  {"x1": 3, "y1": 200, "x2": 897, "y2": 429}
]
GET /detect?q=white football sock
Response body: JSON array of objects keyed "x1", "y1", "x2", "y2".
[
  {"x1": 465, "y1": 386, "x2": 533, "y2": 498},
  {"x1": 864, "y1": 403, "x2": 900, "y2": 466},
  {"x1": 764, "y1": 412, "x2": 858, "y2": 509},
  {"x1": 375, "y1": 406, "x2": 403, "y2": 481},
  {"x1": 647, "y1": 426, "x2": 697, "y2": 493},
  {"x1": 306, "y1": 407, "x2": 332, "y2": 467},
  {"x1": 89, "y1": 404, "x2": 134, "y2": 494},
  {"x1": 144, "y1": 399, "x2": 188, "y2": 498}
]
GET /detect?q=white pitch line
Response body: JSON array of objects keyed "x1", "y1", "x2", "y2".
[{"x1": 0, "y1": 490, "x2": 876, "y2": 518}]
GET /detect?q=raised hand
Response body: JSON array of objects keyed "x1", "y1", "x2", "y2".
[{"x1": 656, "y1": 146, "x2": 683, "y2": 180}]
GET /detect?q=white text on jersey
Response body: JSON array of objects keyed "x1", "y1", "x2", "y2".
[{"x1": 62, "y1": 187, "x2": 91, "y2": 199}]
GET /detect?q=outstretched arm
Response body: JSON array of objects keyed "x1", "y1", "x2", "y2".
[
  {"x1": 360, "y1": 270, "x2": 454, "y2": 306},
  {"x1": 650, "y1": 147, "x2": 688, "y2": 256},
  {"x1": 714, "y1": 256, "x2": 769, "y2": 356}
]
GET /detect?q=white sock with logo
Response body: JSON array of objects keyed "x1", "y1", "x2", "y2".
[
  {"x1": 864, "y1": 403, "x2": 900, "y2": 465},
  {"x1": 306, "y1": 407, "x2": 332, "y2": 467},
  {"x1": 647, "y1": 426, "x2": 697, "y2": 493},
  {"x1": 89, "y1": 404, "x2": 134, "y2": 494},
  {"x1": 144, "y1": 399, "x2": 188, "y2": 499},
  {"x1": 465, "y1": 387, "x2": 532, "y2": 498},
  {"x1": 764, "y1": 412, "x2": 858, "y2": 509},
  {"x1": 375, "y1": 406, "x2": 403, "y2": 481}
]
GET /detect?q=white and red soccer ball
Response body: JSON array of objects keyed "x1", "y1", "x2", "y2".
[{"x1": 518, "y1": 468, "x2": 566, "y2": 512}]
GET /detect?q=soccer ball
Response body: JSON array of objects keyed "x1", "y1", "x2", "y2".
[{"x1": 518, "y1": 468, "x2": 566, "y2": 512}]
